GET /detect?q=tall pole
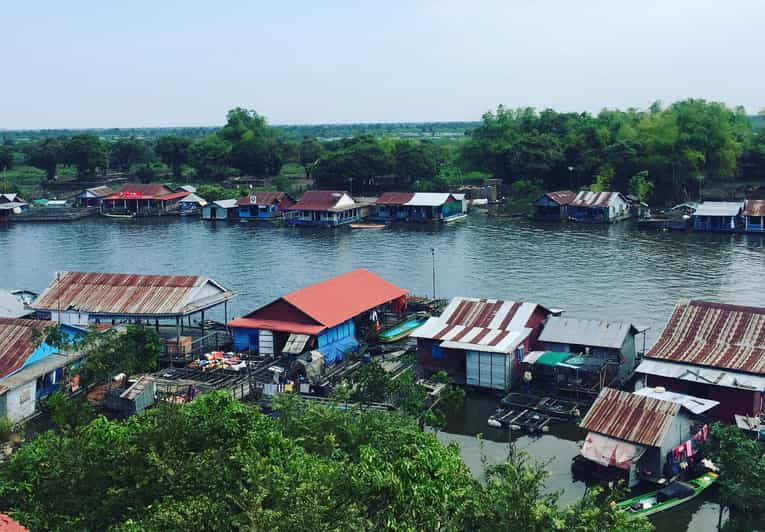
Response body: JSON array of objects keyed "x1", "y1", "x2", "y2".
[
  {"x1": 568, "y1": 166, "x2": 574, "y2": 190},
  {"x1": 431, "y1": 248, "x2": 436, "y2": 300}
]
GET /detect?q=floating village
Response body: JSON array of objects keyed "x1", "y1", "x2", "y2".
[{"x1": 1, "y1": 178, "x2": 765, "y2": 522}]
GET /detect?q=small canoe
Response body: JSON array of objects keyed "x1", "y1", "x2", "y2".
[
  {"x1": 377, "y1": 314, "x2": 428, "y2": 343},
  {"x1": 615, "y1": 471, "x2": 718, "y2": 518},
  {"x1": 350, "y1": 223, "x2": 386, "y2": 229},
  {"x1": 101, "y1": 212, "x2": 136, "y2": 219}
]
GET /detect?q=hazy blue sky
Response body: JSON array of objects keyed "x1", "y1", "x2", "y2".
[{"x1": 3, "y1": 0, "x2": 764, "y2": 129}]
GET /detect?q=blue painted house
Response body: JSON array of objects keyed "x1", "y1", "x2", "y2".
[
  {"x1": 0, "y1": 318, "x2": 88, "y2": 422},
  {"x1": 237, "y1": 191, "x2": 296, "y2": 220},
  {"x1": 228, "y1": 269, "x2": 408, "y2": 364},
  {"x1": 372, "y1": 192, "x2": 465, "y2": 223},
  {"x1": 284, "y1": 190, "x2": 365, "y2": 226},
  {"x1": 692, "y1": 201, "x2": 743, "y2": 232}
]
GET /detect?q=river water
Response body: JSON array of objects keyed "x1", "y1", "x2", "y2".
[{"x1": 1, "y1": 214, "x2": 764, "y2": 531}]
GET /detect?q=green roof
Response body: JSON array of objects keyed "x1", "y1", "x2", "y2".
[{"x1": 535, "y1": 351, "x2": 571, "y2": 366}]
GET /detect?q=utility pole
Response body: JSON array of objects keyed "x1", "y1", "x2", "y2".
[
  {"x1": 431, "y1": 248, "x2": 436, "y2": 300},
  {"x1": 568, "y1": 166, "x2": 574, "y2": 189}
]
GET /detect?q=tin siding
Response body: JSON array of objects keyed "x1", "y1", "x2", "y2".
[{"x1": 5, "y1": 380, "x2": 36, "y2": 422}]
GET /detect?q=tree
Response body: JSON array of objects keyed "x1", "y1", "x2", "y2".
[
  {"x1": 109, "y1": 137, "x2": 151, "y2": 171},
  {"x1": 350, "y1": 361, "x2": 389, "y2": 403},
  {"x1": 299, "y1": 137, "x2": 322, "y2": 178},
  {"x1": 28, "y1": 138, "x2": 64, "y2": 180},
  {"x1": 155, "y1": 135, "x2": 191, "y2": 179},
  {"x1": 188, "y1": 135, "x2": 231, "y2": 180},
  {"x1": 0, "y1": 145, "x2": 14, "y2": 172},
  {"x1": 78, "y1": 325, "x2": 160, "y2": 386},
  {"x1": 63, "y1": 134, "x2": 108, "y2": 178},
  {"x1": 221, "y1": 108, "x2": 283, "y2": 176},
  {"x1": 629, "y1": 170, "x2": 654, "y2": 202},
  {"x1": 313, "y1": 136, "x2": 395, "y2": 193},
  {"x1": 393, "y1": 140, "x2": 440, "y2": 185}
]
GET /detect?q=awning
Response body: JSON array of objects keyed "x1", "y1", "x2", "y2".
[
  {"x1": 282, "y1": 334, "x2": 310, "y2": 355},
  {"x1": 524, "y1": 351, "x2": 571, "y2": 366},
  {"x1": 580, "y1": 432, "x2": 646, "y2": 470}
]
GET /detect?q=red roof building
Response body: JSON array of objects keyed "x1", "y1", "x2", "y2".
[
  {"x1": 228, "y1": 269, "x2": 407, "y2": 362},
  {"x1": 744, "y1": 199, "x2": 765, "y2": 233},
  {"x1": 284, "y1": 191, "x2": 366, "y2": 226},
  {"x1": 636, "y1": 299, "x2": 765, "y2": 421},
  {"x1": 101, "y1": 184, "x2": 181, "y2": 216}
]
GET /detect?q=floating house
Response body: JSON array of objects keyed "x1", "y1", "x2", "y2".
[
  {"x1": 30, "y1": 272, "x2": 235, "y2": 359},
  {"x1": 0, "y1": 289, "x2": 36, "y2": 319},
  {"x1": 743, "y1": 199, "x2": 765, "y2": 233},
  {"x1": 533, "y1": 190, "x2": 576, "y2": 220},
  {"x1": 101, "y1": 183, "x2": 179, "y2": 215},
  {"x1": 569, "y1": 191, "x2": 631, "y2": 223},
  {"x1": 692, "y1": 201, "x2": 743, "y2": 232},
  {"x1": 635, "y1": 299, "x2": 765, "y2": 422},
  {"x1": 372, "y1": 192, "x2": 465, "y2": 223},
  {"x1": 0, "y1": 193, "x2": 24, "y2": 205},
  {"x1": 412, "y1": 297, "x2": 555, "y2": 391},
  {"x1": 237, "y1": 191, "x2": 295, "y2": 220},
  {"x1": 228, "y1": 269, "x2": 407, "y2": 363},
  {"x1": 578, "y1": 387, "x2": 715, "y2": 486},
  {"x1": 538, "y1": 317, "x2": 643, "y2": 385},
  {"x1": 177, "y1": 193, "x2": 207, "y2": 213},
  {"x1": 284, "y1": 190, "x2": 366, "y2": 226},
  {"x1": 74, "y1": 186, "x2": 115, "y2": 208},
  {"x1": 202, "y1": 199, "x2": 238, "y2": 220},
  {"x1": 0, "y1": 318, "x2": 89, "y2": 422}
]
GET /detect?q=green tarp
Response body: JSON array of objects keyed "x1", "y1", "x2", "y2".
[{"x1": 534, "y1": 351, "x2": 571, "y2": 366}]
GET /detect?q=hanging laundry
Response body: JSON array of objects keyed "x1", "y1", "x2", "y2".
[{"x1": 685, "y1": 439, "x2": 693, "y2": 457}]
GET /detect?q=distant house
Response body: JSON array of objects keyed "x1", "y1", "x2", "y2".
[
  {"x1": 412, "y1": 297, "x2": 555, "y2": 391},
  {"x1": 74, "y1": 186, "x2": 115, "y2": 208},
  {"x1": 202, "y1": 199, "x2": 239, "y2": 220},
  {"x1": 101, "y1": 183, "x2": 176, "y2": 215},
  {"x1": 372, "y1": 192, "x2": 465, "y2": 223},
  {"x1": 538, "y1": 317, "x2": 643, "y2": 385},
  {"x1": 533, "y1": 190, "x2": 576, "y2": 220},
  {"x1": 0, "y1": 289, "x2": 36, "y2": 319},
  {"x1": 0, "y1": 318, "x2": 89, "y2": 422},
  {"x1": 177, "y1": 193, "x2": 207, "y2": 213},
  {"x1": 569, "y1": 191, "x2": 631, "y2": 223},
  {"x1": 578, "y1": 387, "x2": 715, "y2": 487},
  {"x1": 743, "y1": 199, "x2": 765, "y2": 233},
  {"x1": 237, "y1": 192, "x2": 295, "y2": 220},
  {"x1": 228, "y1": 269, "x2": 407, "y2": 363},
  {"x1": 692, "y1": 201, "x2": 743, "y2": 231},
  {"x1": 635, "y1": 299, "x2": 765, "y2": 422},
  {"x1": 284, "y1": 190, "x2": 365, "y2": 226},
  {"x1": 0, "y1": 193, "x2": 23, "y2": 204}
]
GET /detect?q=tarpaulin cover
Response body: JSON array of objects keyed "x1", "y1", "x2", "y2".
[
  {"x1": 581, "y1": 432, "x2": 646, "y2": 470},
  {"x1": 657, "y1": 481, "x2": 694, "y2": 502}
]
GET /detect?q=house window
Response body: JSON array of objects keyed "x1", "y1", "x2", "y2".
[
  {"x1": 432, "y1": 344, "x2": 443, "y2": 360},
  {"x1": 516, "y1": 346, "x2": 524, "y2": 362}
]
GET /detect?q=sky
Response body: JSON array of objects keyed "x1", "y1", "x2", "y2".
[{"x1": 3, "y1": 0, "x2": 764, "y2": 129}]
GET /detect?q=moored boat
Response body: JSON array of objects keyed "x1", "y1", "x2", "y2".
[
  {"x1": 377, "y1": 313, "x2": 428, "y2": 343},
  {"x1": 101, "y1": 211, "x2": 136, "y2": 219},
  {"x1": 350, "y1": 223, "x2": 386, "y2": 229},
  {"x1": 615, "y1": 471, "x2": 718, "y2": 518}
]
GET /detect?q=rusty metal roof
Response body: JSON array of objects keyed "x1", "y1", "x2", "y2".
[
  {"x1": 544, "y1": 190, "x2": 576, "y2": 205},
  {"x1": 375, "y1": 192, "x2": 416, "y2": 205},
  {"x1": 103, "y1": 183, "x2": 173, "y2": 200},
  {"x1": 744, "y1": 199, "x2": 765, "y2": 217},
  {"x1": 288, "y1": 190, "x2": 357, "y2": 211},
  {"x1": 646, "y1": 299, "x2": 765, "y2": 375},
  {"x1": 0, "y1": 318, "x2": 47, "y2": 379},
  {"x1": 580, "y1": 388, "x2": 681, "y2": 447},
  {"x1": 237, "y1": 191, "x2": 294, "y2": 206},
  {"x1": 32, "y1": 272, "x2": 234, "y2": 317},
  {"x1": 84, "y1": 186, "x2": 115, "y2": 198},
  {"x1": 570, "y1": 191, "x2": 624, "y2": 207}
]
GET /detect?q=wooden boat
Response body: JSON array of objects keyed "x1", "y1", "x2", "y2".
[
  {"x1": 377, "y1": 313, "x2": 428, "y2": 343},
  {"x1": 615, "y1": 472, "x2": 718, "y2": 518},
  {"x1": 101, "y1": 211, "x2": 136, "y2": 219},
  {"x1": 350, "y1": 223, "x2": 386, "y2": 229}
]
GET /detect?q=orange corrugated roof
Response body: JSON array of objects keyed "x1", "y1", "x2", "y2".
[
  {"x1": 0, "y1": 513, "x2": 29, "y2": 531},
  {"x1": 227, "y1": 317, "x2": 325, "y2": 335},
  {"x1": 283, "y1": 269, "x2": 407, "y2": 328}
]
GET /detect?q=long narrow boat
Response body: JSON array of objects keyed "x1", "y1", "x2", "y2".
[
  {"x1": 101, "y1": 212, "x2": 136, "y2": 219},
  {"x1": 350, "y1": 223, "x2": 386, "y2": 229},
  {"x1": 615, "y1": 471, "x2": 718, "y2": 518},
  {"x1": 377, "y1": 313, "x2": 428, "y2": 343}
]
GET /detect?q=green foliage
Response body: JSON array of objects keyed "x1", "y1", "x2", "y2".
[
  {"x1": 351, "y1": 361, "x2": 389, "y2": 403},
  {"x1": 0, "y1": 417, "x2": 14, "y2": 443},
  {"x1": 590, "y1": 164, "x2": 614, "y2": 192},
  {"x1": 188, "y1": 135, "x2": 232, "y2": 180},
  {"x1": 194, "y1": 184, "x2": 250, "y2": 202},
  {"x1": 155, "y1": 135, "x2": 191, "y2": 179},
  {"x1": 220, "y1": 108, "x2": 283, "y2": 176},
  {"x1": 78, "y1": 325, "x2": 160, "y2": 386},
  {"x1": 298, "y1": 137, "x2": 322, "y2": 178},
  {"x1": 629, "y1": 170, "x2": 654, "y2": 202},
  {"x1": 0, "y1": 392, "x2": 649, "y2": 531},
  {"x1": 63, "y1": 134, "x2": 108, "y2": 178},
  {"x1": 135, "y1": 163, "x2": 156, "y2": 183},
  {"x1": 109, "y1": 137, "x2": 151, "y2": 171},
  {"x1": 0, "y1": 145, "x2": 14, "y2": 171},
  {"x1": 27, "y1": 138, "x2": 64, "y2": 180},
  {"x1": 508, "y1": 179, "x2": 544, "y2": 199},
  {"x1": 41, "y1": 392, "x2": 94, "y2": 433}
]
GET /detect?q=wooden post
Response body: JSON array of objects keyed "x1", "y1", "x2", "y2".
[
  {"x1": 175, "y1": 316, "x2": 181, "y2": 366},
  {"x1": 224, "y1": 300, "x2": 228, "y2": 326},
  {"x1": 201, "y1": 310, "x2": 205, "y2": 336}
]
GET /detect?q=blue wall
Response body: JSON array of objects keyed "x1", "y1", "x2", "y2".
[
  {"x1": 232, "y1": 327, "x2": 259, "y2": 351},
  {"x1": 23, "y1": 324, "x2": 85, "y2": 369},
  {"x1": 317, "y1": 320, "x2": 357, "y2": 363}
]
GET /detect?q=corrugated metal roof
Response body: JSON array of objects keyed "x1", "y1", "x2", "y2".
[
  {"x1": 213, "y1": 199, "x2": 239, "y2": 209},
  {"x1": 0, "y1": 193, "x2": 21, "y2": 203},
  {"x1": 0, "y1": 512, "x2": 29, "y2": 532},
  {"x1": 570, "y1": 191, "x2": 624, "y2": 208},
  {"x1": 178, "y1": 193, "x2": 207, "y2": 205},
  {"x1": 646, "y1": 299, "x2": 765, "y2": 375},
  {"x1": 692, "y1": 202, "x2": 743, "y2": 217},
  {"x1": 375, "y1": 192, "x2": 416, "y2": 205},
  {"x1": 580, "y1": 388, "x2": 681, "y2": 447},
  {"x1": 103, "y1": 183, "x2": 174, "y2": 200},
  {"x1": 161, "y1": 191, "x2": 192, "y2": 201},
  {"x1": 288, "y1": 190, "x2": 357, "y2": 211},
  {"x1": 636, "y1": 359, "x2": 765, "y2": 391},
  {"x1": 32, "y1": 272, "x2": 234, "y2": 317},
  {"x1": 404, "y1": 193, "x2": 456, "y2": 207},
  {"x1": 544, "y1": 190, "x2": 576, "y2": 205},
  {"x1": 744, "y1": 199, "x2": 765, "y2": 217},
  {"x1": 0, "y1": 318, "x2": 47, "y2": 379},
  {"x1": 412, "y1": 297, "x2": 549, "y2": 354},
  {"x1": 0, "y1": 290, "x2": 29, "y2": 319},
  {"x1": 84, "y1": 186, "x2": 115, "y2": 198},
  {"x1": 237, "y1": 191, "x2": 292, "y2": 206},
  {"x1": 633, "y1": 387, "x2": 719, "y2": 415},
  {"x1": 539, "y1": 317, "x2": 637, "y2": 349}
]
